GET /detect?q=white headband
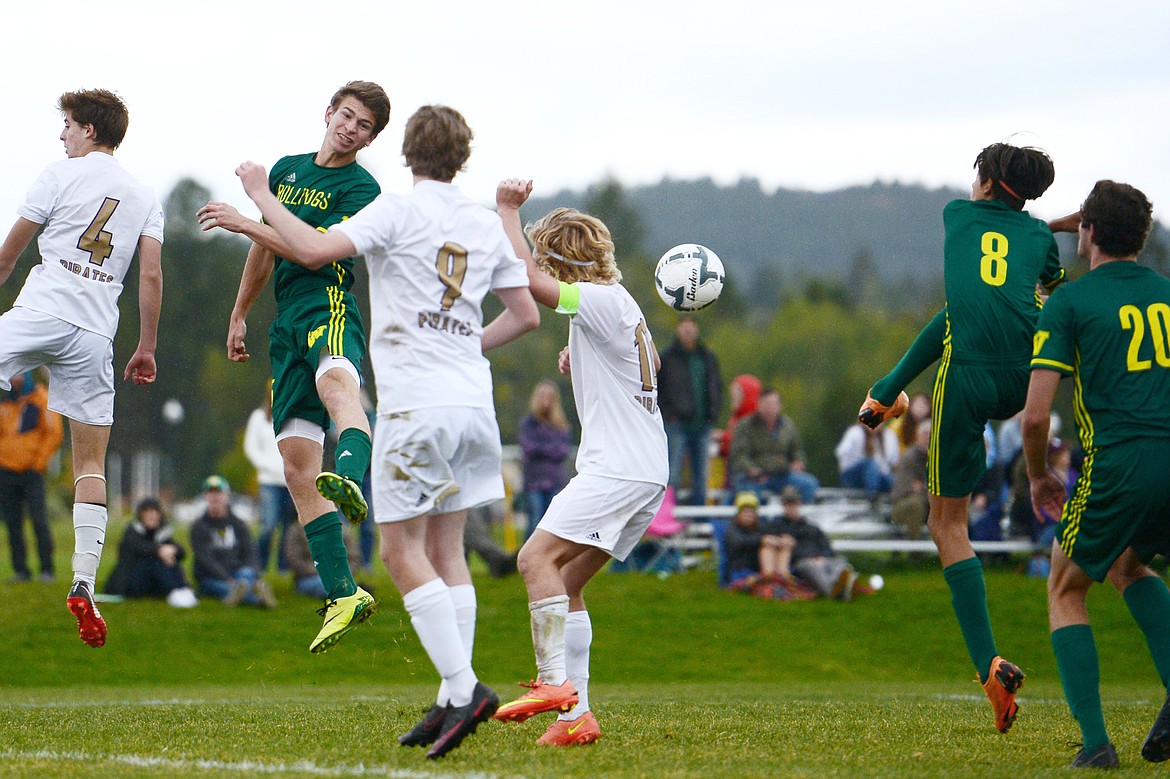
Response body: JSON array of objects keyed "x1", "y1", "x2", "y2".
[{"x1": 546, "y1": 248, "x2": 595, "y2": 267}]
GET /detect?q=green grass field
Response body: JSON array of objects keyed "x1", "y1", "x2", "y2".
[{"x1": 1, "y1": 544, "x2": 1167, "y2": 777}]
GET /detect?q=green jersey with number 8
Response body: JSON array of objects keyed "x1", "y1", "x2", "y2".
[{"x1": 943, "y1": 198, "x2": 1063, "y2": 365}]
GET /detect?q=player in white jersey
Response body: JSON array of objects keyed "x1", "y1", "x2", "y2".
[
  {"x1": 0, "y1": 89, "x2": 164, "y2": 648},
  {"x1": 492, "y1": 179, "x2": 668, "y2": 746},
  {"x1": 234, "y1": 105, "x2": 539, "y2": 759}
]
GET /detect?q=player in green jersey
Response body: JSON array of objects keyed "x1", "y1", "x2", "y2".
[
  {"x1": 858, "y1": 143, "x2": 1070, "y2": 733},
  {"x1": 1023, "y1": 180, "x2": 1170, "y2": 769},
  {"x1": 197, "y1": 81, "x2": 390, "y2": 653}
]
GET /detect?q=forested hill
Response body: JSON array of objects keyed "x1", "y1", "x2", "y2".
[
  {"x1": 523, "y1": 177, "x2": 1162, "y2": 305},
  {"x1": 528, "y1": 177, "x2": 966, "y2": 288}
]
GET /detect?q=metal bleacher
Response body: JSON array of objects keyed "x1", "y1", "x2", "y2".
[{"x1": 665, "y1": 487, "x2": 1034, "y2": 569}]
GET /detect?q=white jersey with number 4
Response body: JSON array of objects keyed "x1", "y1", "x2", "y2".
[
  {"x1": 564, "y1": 282, "x2": 668, "y2": 486},
  {"x1": 331, "y1": 179, "x2": 529, "y2": 414},
  {"x1": 14, "y1": 152, "x2": 164, "y2": 340}
]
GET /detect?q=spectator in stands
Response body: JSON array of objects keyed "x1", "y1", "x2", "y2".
[
  {"x1": 718, "y1": 373, "x2": 762, "y2": 480},
  {"x1": 728, "y1": 389, "x2": 819, "y2": 503},
  {"x1": 889, "y1": 419, "x2": 931, "y2": 539},
  {"x1": 657, "y1": 316, "x2": 723, "y2": 507},
  {"x1": 104, "y1": 498, "x2": 198, "y2": 607},
  {"x1": 834, "y1": 421, "x2": 898, "y2": 501},
  {"x1": 464, "y1": 500, "x2": 518, "y2": 578},
  {"x1": 518, "y1": 380, "x2": 571, "y2": 537},
  {"x1": 892, "y1": 391, "x2": 931, "y2": 453},
  {"x1": 285, "y1": 517, "x2": 363, "y2": 599},
  {"x1": 243, "y1": 384, "x2": 296, "y2": 572},
  {"x1": 773, "y1": 485, "x2": 857, "y2": 600},
  {"x1": 722, "y1": 490, "x2": 795, "y2": 589},
  {"x1": 190, "y1": 475, "x2": 277, "y2": 608}
]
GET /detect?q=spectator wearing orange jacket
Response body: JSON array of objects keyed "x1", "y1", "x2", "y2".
[{"x1": 0, "y1": 371, "x2": 64, "y2": 582}]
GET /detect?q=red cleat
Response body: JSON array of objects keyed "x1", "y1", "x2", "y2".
[
  {"x1": 493, "y1": 679, "x2": 578, "y2": 723},
  {"x1": 981, "y1": 656, "x2": 1025, "y2": 733},
  {"x1": 537, "y1": 711, "x2": 601, "y2": 746},
  {"x1": 67, "y1": 581, "x2": 107, "y2": 648}
]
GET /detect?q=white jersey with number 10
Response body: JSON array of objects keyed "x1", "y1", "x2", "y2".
[{"x1": 565, "y1": 282, "x2": 668, "y2": 486}]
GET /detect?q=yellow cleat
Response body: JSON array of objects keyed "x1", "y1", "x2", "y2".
[
  {"x1": 310, "y1": 586, "x2": 376, "y2": 654},
  {"x1": 315, "y1": 471, "x2": 368, "y2": 523}
]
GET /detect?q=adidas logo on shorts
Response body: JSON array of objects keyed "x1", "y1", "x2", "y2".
[{"x1": 587, "y1": 531, "x2": 601, "y2": 542}]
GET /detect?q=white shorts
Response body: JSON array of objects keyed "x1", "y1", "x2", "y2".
[
  {"x1": 0, "y1": 307, "x2": 114, "y2": 425},
  {"x1": 538, "y1": 473, "x2": 665, "y2": 561},
  {"x1": 372, "y1": 406, "x2": 505, "y2": 522}
]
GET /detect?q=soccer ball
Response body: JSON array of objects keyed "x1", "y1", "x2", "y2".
[{"x1": 654, "y1": 244, "x2": 725, "y2": 311}]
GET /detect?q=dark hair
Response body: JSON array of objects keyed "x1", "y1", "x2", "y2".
[
  {"x1": 135, "y1": 497, "x2": 163, "y2": 518},
  {"x1": 57, "y1": 89, "x2": 129, "y2": 149},
  {"x1": 330, "y1": 81, "x2": 391, "y2": 137},
  {"x1": 1081, "y1": 180, "x2": 1154, "y2": 258},
  {"x1": 402, "y1": 105, "x2": 472, "y2": 181},
  {"x1": 974, "y1": 143, "x2": 1055, "y2": 210}
]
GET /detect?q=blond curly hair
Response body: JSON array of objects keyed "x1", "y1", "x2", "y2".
[{"x1": 525, "y1": 208, "x2": 622, "y2": 285}]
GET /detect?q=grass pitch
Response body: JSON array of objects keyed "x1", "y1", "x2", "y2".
[{"x1": 1, "y1": 554, "x2": 1166, "y2": 777}]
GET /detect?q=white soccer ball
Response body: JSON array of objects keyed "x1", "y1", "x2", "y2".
[
  {"x1": 869, "y1": 574, "x2": 885, "y2": 591},
  {"x1": 654, "y1": 243, "x2": 725, "y2": 312}
]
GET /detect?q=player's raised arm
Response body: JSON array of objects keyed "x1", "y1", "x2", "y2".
[
  {"x1": 496, "y1": 178, "x2": 560, "y2": 309},
  {"x1": 236, "y1": 161, "x2": 356, "y2": 270},
  {"x1": 124, "y1": 235, "x2": 162, "y2": 384},
  {"x1": 196, "y1": 200, "x2": 309, "y2": 265},
  {"x1": 1048, "y1": 211, "x2": 1082, "y2": 234},
  {"x1": 481, "y1": 285, "x2": 540, "y2": 352}
]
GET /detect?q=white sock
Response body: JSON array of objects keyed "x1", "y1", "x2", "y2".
[
  {"x1": 436, "y1": 583, "x2": 477, "y2": 706},
  {"x1": 530, "y1": 594, "x2": 570, "y2": 685},
  {"x1": 561, "y1": 610, "x2": 593, "y2": 720},
  {"x1": 71, "y1": 503, "x2": 108, "y2": 589},
  {"x1": 403, "y1": 578, "x2": 477, "y2": 706}
]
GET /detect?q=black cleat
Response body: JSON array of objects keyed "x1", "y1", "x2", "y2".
[
  {"x1": 1071, "y1": 742, "x2": 1119, "y2": 769},
  {"x1": 1143, "y1": 692, "x2": 1170, "y2": 762},
  {"x1": 399, "y1": 704, "x2": 446, "y2": 747},
  {"x1": 426, "y1": 682, "x2": 499, "y2": 759}
]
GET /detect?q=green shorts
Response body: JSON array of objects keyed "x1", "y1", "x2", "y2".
[
  {"x1": 1058, "y1": 437, "x2": 1170, "y2": 582},
  {"x1": 928, "y1": 358, "x2": 1028, "y2": 497},
  {"x1": 269, "y1": 287, "x2": 366, "y2": 434}
]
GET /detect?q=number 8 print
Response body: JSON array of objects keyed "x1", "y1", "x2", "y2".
[{"x1": 980, "y1": 231, "x2": 1008, "y2": 287}]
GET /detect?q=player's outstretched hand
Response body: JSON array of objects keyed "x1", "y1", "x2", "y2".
[
  {"x1": 558, "y1": 345, "x2": 571, "y2": 375},
  {"x1": 227, "y1": 317, "x2": 249, "y2": 363},
  {"x1": 496, "y1": 178, "x2": 533, "y2": 211},
  {"x1": 236, "y1": 162, "x2": 269, "y2": 201},
  {"x1": 196, "y1": 201, "x2": 247, "y2": 234},
  {"x1": 1030, "y1": 470, "x2": 1067, "y2": 524},
  {"x1": 124, "y1": 349, "x2": 157, "y2": 385}
]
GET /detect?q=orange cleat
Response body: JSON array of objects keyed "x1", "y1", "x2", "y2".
[
  {"x1": 981, "y1": 656, "x2": 1025, "y2": 733},
  {"x1": 858, "y1": 390, "x2": 910, "y2": 430},
  {"x1": 537, "y1": 711, "x2": 601, "y2": 746},
  {"x1": 67, "y1": 581, "x2": 107, "y2": 648},
  {"x1": 493, "y1": 679, "x2": 578, "y2": 723}
]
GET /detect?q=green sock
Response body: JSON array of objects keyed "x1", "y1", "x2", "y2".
[
  {"x1": 1124, "y1": 575, "x2": 1170, "y2": 687},
  {"x1": 334, "y1": 427, "x2": 372, "y2": 484},
  {"x1": 942, "y1": 557, "x2": 998, "y2": 682},
  {"x1": 872, "y1": 309, "x2": 947, "y2": 405},
  {"x1": 304, "y1": 512, "x2": 357, "y2": 599},
  {"x1": 1052, "y1": 624, "x2": 1109, "y2": 751}
]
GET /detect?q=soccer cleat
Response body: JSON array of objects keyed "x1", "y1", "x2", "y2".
[
  {"x1": 309, "y1": 586, "x2": 376, "y2": 654},
  {"x1": 315, "y1": 471, "x2": 368, "y2": 524},
  {"x1": 493, "y1": 679, "x2": 579, "y2": 723},
  {"x1": 426, "y1": 682, "x2": 499, "y2": 759},
  {"x1": 67, "y1": 580, "x2": 107, "y2": 648},
  {"x1": 858, "y1": 389, "x2": 910, "y2": 430},
  {"x1": 1071, "y1": 742, "x2": 1120, "y2": 769},
  {"x1": 981, "y1": 656, "x2": 1025, "y2": 733},
  {"x1": 399, "y1": 704, "x2": 446, "y2": 747},
  {"x1": 1142, "y1": 691, "x2": 1170, "y2": 762},
  {"x1": 536, "y1": 711, "x2": 601, "y2": 746}
]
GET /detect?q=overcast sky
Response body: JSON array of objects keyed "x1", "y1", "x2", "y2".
[{"x1": 3, "y1": 0, "x2": 1169, "y2": 240}]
